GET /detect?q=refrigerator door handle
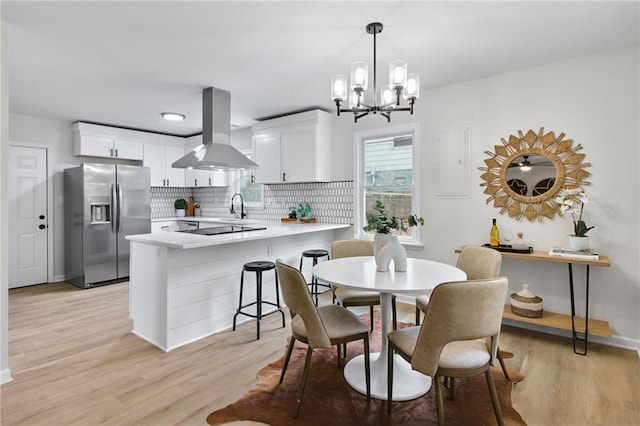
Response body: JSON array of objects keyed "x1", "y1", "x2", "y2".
[
  {"x1": 116, "y1": 183, "x2": 123, "y2": 233},
  {"x1": 111, "y1": 183, "x2": 117, "y2": 232}
]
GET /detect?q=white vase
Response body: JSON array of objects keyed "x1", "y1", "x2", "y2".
[
  {"x1": 568, "y1": 235, "x2": 590, "y2": 250},
  {"x1": 373, "y1": 233, "x2": 407, "y2": 272},
  {"x1": 176, "y1": 209, "x2": 186, "y2": 217}
]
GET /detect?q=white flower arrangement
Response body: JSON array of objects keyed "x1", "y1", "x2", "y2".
[{"x1": 554, "y1": 188, "x2": 594, "y2": 237}]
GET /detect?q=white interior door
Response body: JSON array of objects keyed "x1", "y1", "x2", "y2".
[{"x1": 9, "y1": 146, "x2": 49, "y2": 288}]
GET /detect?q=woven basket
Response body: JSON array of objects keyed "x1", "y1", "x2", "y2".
[{"x1": 510, "y1": 284, "x2": 543, "y2": 318}]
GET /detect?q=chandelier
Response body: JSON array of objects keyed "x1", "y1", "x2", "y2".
[{"x1": 330, "y1": 22, "x2": 420, "y2": 123}]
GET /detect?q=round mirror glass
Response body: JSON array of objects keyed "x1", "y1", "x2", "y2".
[{"x1": 504, "y1": 153, "x2": 557, "y2": 197}]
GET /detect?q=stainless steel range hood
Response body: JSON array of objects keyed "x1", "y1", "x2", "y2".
[{"x1": 172, "y1": 87, "x2": 258, "y2": 170}]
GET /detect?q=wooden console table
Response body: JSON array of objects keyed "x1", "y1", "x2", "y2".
[{"x1": 455, "y1": 247, "x2": 611, "y2": 355}]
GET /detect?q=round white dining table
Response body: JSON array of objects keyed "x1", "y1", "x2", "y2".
[{"x1": 313, "y1": 256, "x2": 466, "y2": 401}]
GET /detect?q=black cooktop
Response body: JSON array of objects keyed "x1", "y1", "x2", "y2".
[{"x1": 178, "y1": 225, "x2": 267, "y2": 236}]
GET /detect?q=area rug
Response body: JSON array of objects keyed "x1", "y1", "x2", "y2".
[{"x1": 207, "y1": 313, "x2": 526, "y2": 426}]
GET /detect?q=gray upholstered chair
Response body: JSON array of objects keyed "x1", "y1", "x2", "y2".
[
  {"x1": 275, "y1": 260, "x2": 371, "y2": 418},
  {"x1": 387, "y1": 277, "x2": 509, "y2": 426},
  {"x1": 331, "y1": 240, "x2": 397, "y2": 331}
]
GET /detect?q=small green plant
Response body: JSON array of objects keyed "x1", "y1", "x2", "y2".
[
  {"x1": 174, "y1": 198, "x2": 187, "y2": 210},
  {"x1": 363, "y1": 200, "x2": 424, "y2": 234}
]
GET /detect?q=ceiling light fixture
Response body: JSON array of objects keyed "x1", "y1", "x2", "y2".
[
  {"x1": 519, "y1": 155, "x2": 532, "y2": 172},
  {"x1": 161, "y1": 112, "x2": 185, "y2": 121},
  {"x1": 331, "y1": 22, "x2": 420, "y2": 123}
]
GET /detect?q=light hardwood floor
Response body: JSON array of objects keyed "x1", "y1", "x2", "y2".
[{"x1": 2, "y1": 281, "x2": 638, "y2": 425}]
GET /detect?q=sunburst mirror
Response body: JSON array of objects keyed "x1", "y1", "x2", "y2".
[{"x1": 478, "y1": 128, "x2": 591, "y2": 222}]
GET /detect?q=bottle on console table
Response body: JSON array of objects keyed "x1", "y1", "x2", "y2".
[{"x1": 489, "y1": 218, "x2": 500, "y2": 247}]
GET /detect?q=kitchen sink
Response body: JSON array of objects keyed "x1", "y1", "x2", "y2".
[{"x1": 177, "y1": 225, "x2": 266, "y2": 236}]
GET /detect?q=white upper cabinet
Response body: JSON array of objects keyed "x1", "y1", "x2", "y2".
[
  {"x1": 183, "y1": 135, "x2": 229, "y2": 187},
  {"x1": 73, "y1": 122, "x2": 144, "y2": 160},
  {"x1": 143, "y1": 140, "x2": 185, "y2": 187},
  {"x1": 251, "y1": 110, "x2": 331, "y2": 184}
]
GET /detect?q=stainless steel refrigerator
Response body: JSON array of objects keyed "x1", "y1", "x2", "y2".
[{"x1": 64, "y1": 163, "x2": 151, "y2": 288}]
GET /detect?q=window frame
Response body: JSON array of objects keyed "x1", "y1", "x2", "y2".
[
  {"x1": 232, "y1": 150, "x2": 264, "y2": 208},
  {"x1": 354, "y1": 123, "x2": 422, "y2": 246}
]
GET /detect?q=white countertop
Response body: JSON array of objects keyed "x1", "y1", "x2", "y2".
[{"x1": 128, "y1": 220, "x2": 350, "y2": 249}]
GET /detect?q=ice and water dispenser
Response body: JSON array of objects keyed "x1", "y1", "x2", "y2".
[{"x1": 90, "y1": 203, "x2": 111, "y2": 224}]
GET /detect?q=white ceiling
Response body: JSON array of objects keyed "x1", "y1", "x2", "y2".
[{"x1": 3, "y1": 1, "x2": 639, "y2": 136}]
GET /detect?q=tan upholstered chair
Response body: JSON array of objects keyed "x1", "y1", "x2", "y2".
[
  {"x1": 415, "y1": 246, "x2": 510, "y2": 381},
  {"x1": 275, "y1": 260, "x2": 371, "y2": 418},
  {"x1": 331, "y1": 240, "x2": 397, "y2": 330},
  {"x1": 415, "y1": 246, "x2": 502, "y2": 325},
  {"x1": 387, "y1": 277, "x2": 509, "y2": 426}
]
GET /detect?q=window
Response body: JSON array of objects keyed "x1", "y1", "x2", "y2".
[
  {"x1": 234, "y1": 151, "x2": 263, "y2": 207},
  {"x1": 354, "y1": 124, "x2": 421, "y2": 244}
]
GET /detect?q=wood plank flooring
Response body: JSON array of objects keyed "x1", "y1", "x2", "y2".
[{"x1": 2, "y1": 281, "x2": 638, "y2": 425}]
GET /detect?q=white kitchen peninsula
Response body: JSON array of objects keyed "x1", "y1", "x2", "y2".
[{"x1": 126, "y1": 221, "x2": 350, "y2": 351}]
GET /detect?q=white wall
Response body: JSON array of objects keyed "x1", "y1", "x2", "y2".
[
  {"x1": 331, "y1": 45, "x2": 640, "y2": 346},
  {"x1": 1, "y1": 22, "x2": 12, "y2": 384}
]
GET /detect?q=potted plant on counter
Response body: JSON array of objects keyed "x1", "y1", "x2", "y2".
[
  {"x1": 174, "y1": 198, "x2": 187, "y2": 217},
  {"x1": 363, "y1": 200, "x2": 424, "y2": 272}
]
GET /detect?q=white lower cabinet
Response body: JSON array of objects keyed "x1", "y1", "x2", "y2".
[{"x1": 151, "y1": 221, "x2": 179, "y2": 233}]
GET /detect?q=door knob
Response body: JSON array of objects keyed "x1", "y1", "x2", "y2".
[
  {"x1": 39, "y1": 215, "x2": 45, "y2": 220},
  {"x1": 39, "y1": 224, "x2": 46, "y2": 229}
]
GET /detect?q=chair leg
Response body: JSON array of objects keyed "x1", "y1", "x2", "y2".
[
  {"x1": 497, "y1": 347, "x2": 510, "y2": 380},
  {"x1": 392, "y1": 295, "x2": 397, "y2": 330},
  {"x1": 294, "y1": 346, "x2": 314, "y2": 419},
  {"x1": 485, "y1": 368, "x2": 504, "y2": 426},
  {"x1": 435, "y1": 375, "x2": 445, "y2": 426},
  {"x1": 336, "y1": 344, "x2": 342, "y2": 369},
  {"x1": 274, "y1": 269, "x2": 286, "y2": 328},
  {"x1": 369, "y1": 305, "x2": 374, "y2": 331},
  {"x1": 256, "y1": 271, "x2": 262, "y2": 340},
  {"x1": 279, "y1": 336, "x2": 296, "y2": 384},
  {"x1": 363, "y1": 335, "x2": 371, "y2": 401},
  {"x1": 387, "y1": 342, "x2": 394, "y2": 413},
  {"x1": 449, "y1": 377, "x2": 455, "y2": 401},
  {"x1": 232, "y1": 270, "x2": 246, "y2": 331},
  {"x1": 415, "y1": 305, "x2": 421, "y2": 326}
]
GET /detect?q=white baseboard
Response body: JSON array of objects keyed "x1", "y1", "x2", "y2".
[
  {"x1": 53, "y1": 274, "x2": 66, "y2": 283},
  {"x1": 1, "y1": 368, "x2": 13, "y2": 385}
]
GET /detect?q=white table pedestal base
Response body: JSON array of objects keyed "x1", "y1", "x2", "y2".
[{"x1": 343, "y1": 352, "x2": 432, "y2": 401}]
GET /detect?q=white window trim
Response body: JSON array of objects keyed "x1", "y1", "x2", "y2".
[
  {"x1": 353, "y1": 123, "x2": 422, "y2": 247},
  {"x1": 233, "y1": 149, "x2": 263, "y2": 208}
]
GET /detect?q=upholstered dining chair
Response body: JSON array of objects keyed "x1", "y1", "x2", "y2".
[
  {"x1": 331, "y1": 239, "x2": 397, "y2": 331},
  {"x1": 275, "y1": 260, "x2": 371, "y2": 418},
  {"x1": 387, "y1": 277, "x2": 509, "y2": 426},
  {"x1": 414, "y1": 245, "x2": 511, "y2": 381},
  {"x1": 415, "y1": 246, "x2": 502, "y2": 325}
]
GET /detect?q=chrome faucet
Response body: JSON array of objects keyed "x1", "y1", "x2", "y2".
[{"x1": 230, "y1": 193, "x2": 246, "y2": 219}]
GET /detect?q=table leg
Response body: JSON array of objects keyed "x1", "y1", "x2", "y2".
[
  {"x1": 343, "y1": 292, "x2": 431, "y2": 400},
  {"x1": 568, "y1": 263, "x2": 590, "y2": 355}
]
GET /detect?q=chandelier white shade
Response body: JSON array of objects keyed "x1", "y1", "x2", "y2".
[{"x1": 331, "y1": 22, "x2": 419, "y2": 122}]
